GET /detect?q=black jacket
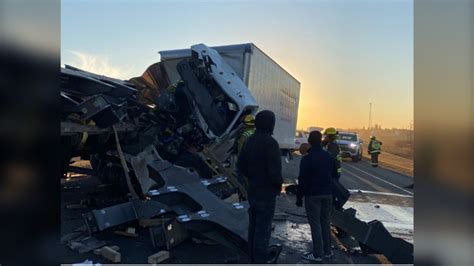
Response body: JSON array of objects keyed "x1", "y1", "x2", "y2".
[
  {"x1": 322, "y1": 140, "x2": 342, "y2": 177},
  {"x1": 237, "y1": 111, "x2": 283, "y2": 199},
  {"x1": 297, "y1": 146, "x2": 338, "y2": 201}
]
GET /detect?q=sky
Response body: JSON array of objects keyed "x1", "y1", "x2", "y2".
[{"x1": 61, "y1": 0, "x2": 413, "y2": 130}]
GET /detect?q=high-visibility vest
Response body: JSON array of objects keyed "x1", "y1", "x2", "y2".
[
  {"x1": 324, "y1": 142, "x2": 342, "y2": 174},
  {"x1": 238, "y1": 128, "x2": 255, "y2": 153},
  {"x1": 370, "y1": 140, "x2": 381, "y2": 153}
]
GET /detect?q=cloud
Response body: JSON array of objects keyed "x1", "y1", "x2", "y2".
[{"x1": 63, "y1": 50, "x2": 135, "y2": 79}]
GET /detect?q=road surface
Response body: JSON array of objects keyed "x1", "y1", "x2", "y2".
[
  {"x1": 340, "y1": 159, "x2": 413, "y2": 196},
  {"x1": 283, "y1": 156, "x2": 414, "y2": 196}
]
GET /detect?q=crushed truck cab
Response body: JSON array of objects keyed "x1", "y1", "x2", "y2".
[{"x1": 183, "y1": 44, "x2": 258, "y2": 140}]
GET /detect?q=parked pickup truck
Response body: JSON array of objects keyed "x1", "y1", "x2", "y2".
[
  {"x1": 294, "y1": 130, "x2": 309, "y2": 151},
  {"x1": 337, "y1": 131, "x2": 363, "y2": 162}
]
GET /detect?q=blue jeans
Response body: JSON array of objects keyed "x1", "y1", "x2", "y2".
[
  {"x1": 305, "y1": 195, "x2": 333, "y2": 257},
  {"x1": 248, "y1": 196, "x2": 276, "y2": 263}
]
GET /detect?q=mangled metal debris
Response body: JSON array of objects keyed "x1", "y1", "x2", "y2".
[
  {"x1": 82, "y1": 159, "x2": 249, "y2": 256},
  {"x1": 325, "y1": 182, "x2": 413, "y2": 263},
  {"x1": 148, "y1": 250, "x2": 170, "y2": 264},
  {"x1": 94, "y1": 246, "x2": 121, "y2": 263},
  {"x1": 62, "y1": 43, "x2": 256, "y2": 262},
  {"x1": 331, "y1": 206, "x2": 413, "y2": 263}
]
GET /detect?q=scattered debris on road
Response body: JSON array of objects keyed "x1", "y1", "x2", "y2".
[
  {"x1": 148, "y1": 250, "x2": 170, "y2": 264},
  {"x1": 95, "y1": 246, "x2": 121, "y2": 263},
  {"x1": 114, "y1": 228, "x2": 138, "y2": 238}
]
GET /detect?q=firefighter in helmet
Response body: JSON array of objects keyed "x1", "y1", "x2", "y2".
[
  {"x1": 236, "y1": 114, "x2": 256, "y2": 154},
  {"x1": 233, "y1": 114, "x2": 256, "y2": 188},
  {"x1": 368, "y1": 136, "x2": 383, "y2": 167},
  {"x1": 321, "y1": 127, "x2": 342, "y2": 178}
]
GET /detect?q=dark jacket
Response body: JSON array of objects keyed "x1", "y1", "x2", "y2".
[
  {"x1": 297, "y1": 145, "x2": 338, "y2": 201},
  {"x1": 237, "y1": 111, "x2": 283, "y2": 199},
  {"x1": 323, "y1": 140, "x2": 342, "y2": 177},
  {"x1": 324, "y1": 141, "x2": 341, "y2": 159}
]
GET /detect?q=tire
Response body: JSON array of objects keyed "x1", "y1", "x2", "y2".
[{"x1": 352, "y1": 151, "x2": 362, "y2": 162}]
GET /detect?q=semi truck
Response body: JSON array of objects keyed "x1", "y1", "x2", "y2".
[{"x1": 159, "y1": 43, "x2": 301, "y2": 154}]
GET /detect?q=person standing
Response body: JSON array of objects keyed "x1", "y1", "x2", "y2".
[
  {"x1": 237, "y1": 110, "x2": 283, "y2": 263},
  {"x1": 296, "y1": 131, "x2": 338, "y2": 262},
  {"x1": 235, "y1": 114, "x2": 256, "y2": 154},
  {"x1": 233, "y1": 114, "x2": 256, "y2": 188},
  {"x1": 368, "y1": 136, "x2": 383, "y2": 167},
  {"x1": 321, "y1": 127, "x2": 342, "y2": 178}
]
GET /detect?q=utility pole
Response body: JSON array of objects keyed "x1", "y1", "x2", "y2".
[{"x1": 368, "y1": 102, "x2": 372, "y2": 132}]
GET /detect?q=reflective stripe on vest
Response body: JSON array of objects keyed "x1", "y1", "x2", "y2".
[
  {"x1": 238, "y1": 128, "x2": 255, "y2": 153},
  {"x1": 242, "y1": 130, "x2": 254, "y2": 138},
  {"x1": 371, "y1": 140, "x2": 381, "y2": 151}
]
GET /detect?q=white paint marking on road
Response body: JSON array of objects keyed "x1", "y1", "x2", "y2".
[
  {"x1": 348, "y1": 189, "x2": 413, "y2": 198},
  {"x1": 345, "y1": 164, "x2": 414, "y2": 195},
  {"x1": 342, "y1": 168, "x2": 391, "y2": 193}
]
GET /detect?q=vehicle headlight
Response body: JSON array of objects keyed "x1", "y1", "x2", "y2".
[{"x1": 350, "y1": 143, "x2": 357, "y2": 148}]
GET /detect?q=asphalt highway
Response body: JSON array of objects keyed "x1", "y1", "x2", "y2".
[
  {"x1": 283, "y1": 155, "x2": 414, "y2": 197},
  {"x1": 340, "y1": 159, "x2": 414, "y2": 196}
]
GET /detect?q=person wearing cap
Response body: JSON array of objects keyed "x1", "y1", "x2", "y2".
[
  {"x1": 296, "y1": 130, "x2": 338, "y2": 262},
  {"x1": 237, "y1": 110, "x2": 283, "y2": 263}
]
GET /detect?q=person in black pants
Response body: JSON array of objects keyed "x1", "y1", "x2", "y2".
[
  {"x1": 237, "y1": 110, "x2": 283, "y2": 263},
  {"x1": 368, "y1": 136, "x2": 383, "y2": 167},
  {"x1": 296, "y1": 130, "x2": 339, "y2": 262}
]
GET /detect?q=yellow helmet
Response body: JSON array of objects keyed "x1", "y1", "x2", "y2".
[
  {"x1": 323, "y1": 127, "x2": 338, "y2": 135},
  {"x1": 243, "y1": 114, "x2": 255, "y2": 126}
]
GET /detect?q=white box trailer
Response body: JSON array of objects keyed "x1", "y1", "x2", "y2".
[{"x1": 159, "y1": 43, "x2": 301, "y2": 151}]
